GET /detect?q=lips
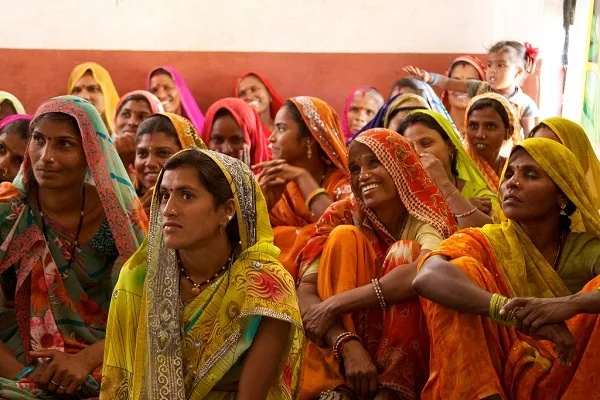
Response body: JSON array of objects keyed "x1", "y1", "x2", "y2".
[
  {"x1": 163, "y1": 220, "x2": 183, "y2": 231},
  {"x1": 361, "y1": 183, "x2": 381, "y2": 194},
  {"x1": 144, "y1": 172, "x2": 159, "y2": 182},
  {"x1": 473, "y1": 143, "x2": 488, "y2": 151},
  {"x1": 503, "y1": 193, "x2": 521, "y2": 203}
]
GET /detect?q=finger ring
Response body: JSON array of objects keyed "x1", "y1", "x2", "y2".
[
  {"x1": 51, "y1": 380, "x2": 60, "y2": 385},
  {"x1": 59, "y1": 385, "x2": 68, "y2": 390}
]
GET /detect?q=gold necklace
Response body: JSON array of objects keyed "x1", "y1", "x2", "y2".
[{"x1": 177, "y1": 249, "x2": 234, "y2": 295}]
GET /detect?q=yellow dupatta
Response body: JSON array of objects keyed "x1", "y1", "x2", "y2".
[
  {"x1": 101, "y1": 149, "x2": 304, "y2": 400},
  {"x1": 480, "y1": 138, "x2": 600, "y2": 298}
]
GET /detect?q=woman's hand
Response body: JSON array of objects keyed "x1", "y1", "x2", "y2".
[
  {"x1": 29, "y1": 349, "x2": 94, "y2": 395},
  {"x1": 253, "y1": 159, "x2": 307, "y2": 183},
  {"x1": 302, "y1": 297, "x2": 338, "y2": 345},
  {"x1": 340, "y1": 340, "x2": 378, "y2": 399},
  {"x1": 469, "y1": 197, "x2": 492, "y2": 215},
  {"x1": 529, "y1": 323, "x2": 575, "y2": 366},
  {"x1": 418, "y1": 153, "x2": 452, "y2": 189},
  {"x1": 501, "y1": 296, "x2": 580, "y2": 335},
  {"x1": 113, "y1": 132, "x2": 136, "y2": 167},
  {"x1": 238, "y1": 144, "x2": 252, "y2": 166},
  {"x1": 403, "y1": 66, "x2": 431, "y2": 83}
]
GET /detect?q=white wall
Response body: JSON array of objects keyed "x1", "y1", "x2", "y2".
[{"x1": 2, "y1": 0, "x2": 561, "y2": 54}]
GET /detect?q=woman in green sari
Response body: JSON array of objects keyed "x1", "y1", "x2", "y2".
[
  {"x1": 101, "y1": 148, "x2": 304, "y2": 399},
  {"x1": 0, "y1": 95, "x2": 147, "y2": 399}
]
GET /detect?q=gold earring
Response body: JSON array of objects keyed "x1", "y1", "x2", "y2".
[
  {"x1": 559, "y1": 203, "x2": 567, "y2": 216},
  {"x1": 306, "y1": 140, "x2": 312, "y2": 159}
]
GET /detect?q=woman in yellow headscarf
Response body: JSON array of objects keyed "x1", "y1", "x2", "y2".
[
  {"x1": 68, "y1": 62, "x2": 120, "y2": 132},
  {"x1": 0, "y1": 91, "x2": 26, "y2": 120},
  {"x1": 413, "y1": 138, "x2": 600, "y2": 399},
  {"x1": 101, "y1": 148, "x2": 304, "y2": 399},
  {"x1": 530, "y1": 117, "x2": 600, "y2": 204}
]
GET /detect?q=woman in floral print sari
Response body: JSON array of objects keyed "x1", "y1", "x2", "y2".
[{"x1": 0, "y1": 95, "x2": 146, "y2": 399}]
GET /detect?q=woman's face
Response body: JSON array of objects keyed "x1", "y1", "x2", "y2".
[
  {"x1": 0, "y1": 127, "x2": 28, "y2": 183},
  {"x1": 387, "y1": 110, "x2": 412, "y2": 132},
  {"x1": 159, "y1": 165, "x2": 233, "y2": 250},
  {"x1": 134, "y1": 132, "x2": 181, "y2": 191},
  {"x1": 402, "y1": 123, "x2": 453, "y2": 172},
  {"x1": 0, "y1": 100, "x2": 17, "y2": 120},
  {"x1": 448, "y1": 64, "x2": 480, "y2": 110},
  {"x1": 29, "y1": 117, "x2": 87, "y2": 190},
  {"x1": 149, "y1": 73, "x2": 181, "y2": 114},
  {"x1": 530, "y1": 125, "x2": 561, "y2": 143},
  {"x1": 466, "y1": 106, "x2": 508, "y2": 159},
  {"x1": 71, "y1": 72, "x2": 105, "y2": 116},
  {"x1": 501, "y1": 148, "x2": 566, "y2": 222},
  {"x1": 115, "y1": 99, "x2": 153, "y2": 137},
  {"x1": 348, "y1": 142, "x2": 397, "y2": 212},
  {"x1": 209, "y1": 113, "x2": 247, "y2": 159},
  {"x1": 347, "y1": 92, "x2": 382, "y2": 134},
  {"x1": 237, "y1": 75, "x2": 271, "y2": 115},
  {"x1": 270, "y1": 106, "x2": 307, "y2": 163}
]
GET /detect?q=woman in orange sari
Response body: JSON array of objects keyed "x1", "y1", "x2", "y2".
[
  {"x1": 464, "y1": 92, "x2": 520, "y2": 192},
  {"x1": 413, "y1": 138, "x2": 600, "y2": 399},
  {"x1": 296, "y1": 129, "x2": 457, "y2": 400},
  {"x1": 254, "y1": 96, "x2": 350, "y2": 280}
]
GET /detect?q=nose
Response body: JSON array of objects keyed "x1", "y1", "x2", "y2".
[
  {"x1": 222, "y1": 140, "x2": 234, "y2": 155},
  {"x1": 475, "y1": 126, "x2": 487, "y2": 139},
  {"x1": 413, "y1": 142, "x2": 425, "y2": 154},
  {"x1": 353, "y1": 110, "x2": 367, "y2": 123},
  {"x1": 128, "y1": 115, "x2": 140, "y2": 128},
  {"x1": 77, "y1": 89, "x2": 91, "y2": 101},
  {"x1": 268, "y1": 130, "x2": 276, "y2": 143},
  {"x1": 39, "y1": 143, "x2": 55, "y2": 163},
  {"x1": 154, "y1": 88, "x2": 166, "y2": 101},
  {"x1": 162, "y1": 196, "x2": 178, "y2": 217},
  {"x1": 504, "y1": 174, "x2": 520, "y2": 190}
]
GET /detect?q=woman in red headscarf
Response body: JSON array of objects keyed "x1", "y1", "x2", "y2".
[
  {"x1": 236, "y1": 72, "x2": 284, "y2": 138},
  {"x1": 203, "y1": 97, "x2": 270, "y2": 167}
]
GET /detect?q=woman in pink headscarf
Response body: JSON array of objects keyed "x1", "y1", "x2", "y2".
[
  {"x1": 147, "y1": 66, "x2": 205, "y2": 131},
  {"x1": 440, "y1": 56, "x2": 486, "y2": 135},
  {"x1": 202, "y1": 97, "x2": 270, "y2": 167},
  {"x1": 340, "y1": 86, "x2": 384, "y2": 141}
]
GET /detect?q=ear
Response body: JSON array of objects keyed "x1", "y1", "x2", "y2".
[
  {"x1": 557, "y1": 192, "x2": 569, "y2": 210},
  {"x1": 514, "y1": 65, "x2": 525, "y2": 79},
  {"x1": 220, "y1": 198, "x2": 237, "y2": 221}
]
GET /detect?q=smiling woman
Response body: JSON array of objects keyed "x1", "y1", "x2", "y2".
[{"x1": 236, "y1": 72, "x2": 284, "y2": 137}]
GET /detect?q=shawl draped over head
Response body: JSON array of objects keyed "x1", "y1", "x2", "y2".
[
  {"x1": 113, "y1": 90, "x2": 164, "y2": 130},
  {"x1": 102, "y1": 149, "x2": 304, "y2": 399},
  {"x1": 478, "y1": 138, "x2": 600, "y2": 298},
  {"x1": 533, "y1": 117, "x2": 600, "y2": 206},
  {"x1": 440, "y1": 55, "x2": 486, "y2": 109},
  {"x1": 235, "y1": 72, "x2": 284, "y2": 123},
  {"x1": 201, "y1": 97, "x2": 270, "y2": 165},
  {"x1": 0, "y1": 95, "x2": 146, "y2": 375},
  {"x1": 0, "y1": 114, "x2": 32, "y2": 131},
  {"x1": 354, "y1": 93, "x2": 431, "y2": 135},
  {"x1": 67, "y1": 62, "x2": 120, "y2": 133},
  {"x1": 340, "y1": 85, "x2": 384, "y2": 141},
  {"x1": 147, "y1": 66, "x2": 205, "y2": 132},
  {"x1": 0, "y1": 91, "x2": 26, "y2": 116}
]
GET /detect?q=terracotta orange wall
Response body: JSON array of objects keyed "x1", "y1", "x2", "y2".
[{"x1": 0, "y1": 49, "x2": 540, "y2": 118}]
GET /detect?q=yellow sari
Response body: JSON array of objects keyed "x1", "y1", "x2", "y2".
[{"x1": 101, "y1": 150, "x2": 304, "y2": 399}]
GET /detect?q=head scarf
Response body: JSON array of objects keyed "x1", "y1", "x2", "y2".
[
  {"x1": 235, "y1": 71, "x2": 284, "y2": 121},
  {"x1": 354, "y1": 93, "x2": 431, "y2": 136},
  {"x1": 202, "y1": 97, "x2": 270, "y2": 165},
  {"x1": 288, "y1": 96, "x2": 348, "y2": 173},
  {"x1": 480, "y1": 138, "x2": 600, "y2": 298},
  {"x1": 0, "y1": 95, "x2": 146, "y2": 358},
  {"x1": 67, "y1": 62, "x2": 120, "y2": 133},
  {"x1": 103, "y1": 149, "x2": 304, "y2": 399},
  {"x1": 147, "y1": 66, "x2": 205, "y2": 131},
  {"x1": 441, "y1": 56, "x2": 486, "y2": 109},
  {"x1": 113, "y1": 90, "x2": 164, "y2": 131},
  {"x1": 340, "y1": 86, "x2": 384, "y2": 141},
  {"x1": 533, "y1": 117, "x2": 600, "y2": 203},
  {"x1": 464, "y1": 92, "x2": 520, "y2": 191},
  {"x1": 0, "y1": 114, "x2": 32, "y2": 132},
  {"x1": 0, "y1": 91, "x2": 26, "y2": 116}
]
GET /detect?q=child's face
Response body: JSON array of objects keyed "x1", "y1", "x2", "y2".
[{"x1": 486, "y1": 50, "x2": 523, "y2": 91}]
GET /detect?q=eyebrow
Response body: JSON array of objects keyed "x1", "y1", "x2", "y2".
[
  {"x1": 160, "y1": 184, "x2": 197, "y2": 192},
  {"x1": 32, "y1": 130, "x2": 80, "y2": 140}
]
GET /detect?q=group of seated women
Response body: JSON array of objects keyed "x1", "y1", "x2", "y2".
[{"x1": 0, "y1": 53, "x2": 599, "y2": 400}]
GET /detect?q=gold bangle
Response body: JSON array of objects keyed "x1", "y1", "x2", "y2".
[
  {"x1": 305, "y1": 188, "x2": 329, "y2": 209},
  {"x1": 454, "y1": 206, "x2": 478, "y2": 218},
  {"x1": 488, "y1": 293, "x2": 515, "y2": 326},
  {"x1": 332, "y1": 332, "x2": 360, "y2": 360},
  {"x1": 372, "y1": 278, "x2": 387, "y2": 309},
  {"x1": 445, "y1": 189, "x2": 460, "y2": 200}
]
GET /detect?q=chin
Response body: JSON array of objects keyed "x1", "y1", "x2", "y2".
[{"x1": 162, "y1": 234, "x2": 189, "y2": 250}]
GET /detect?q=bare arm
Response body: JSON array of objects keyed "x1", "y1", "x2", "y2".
[
  {"x1": 0, "y1": 340, "x2": 26, "y2": 379},
  {"x1": 295, "y1": 171, "x2": 333, "y2": 220},
  {"x1": 403, "y1": 66, "x2": 469, "y2": 93},
  {"x1": 440, "y1": 185, "x2": 492, "y2": 229},
  {"x1": 237, "y1": 318, "x2": 290, "y2": 400},
  {"x1": 520, "y1": 117, "x2": 537, "y2": 138}
]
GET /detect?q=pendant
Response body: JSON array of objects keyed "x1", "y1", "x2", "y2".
[
  {"x1": 60, "y1": 271, "x2": 69, "y2": 279},
  {"x1": 191, "y1": 286, "x2": 200, "y2": 295}
]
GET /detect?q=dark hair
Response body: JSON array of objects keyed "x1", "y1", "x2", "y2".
[
  {"x1": 31, "y1": 112, "x2": 79, "y2": 135},
  {"x1": 389, "y1": 78, "x2": 426, "y2": 98},
  {"x1": 115, "y1": 94, "x2": 151, "y2": 116},
  {"x1": 213, "y1": 108, "x2": 233, "y2": 121},
  {"x1": 163, "y1": 150, "x2": 240, "y2": 245},
  {"x1": 488, "y1": 41, "x2": 527, "y2": 70},
  {"x1": 396, "y1": 112, "x2": 459, "y2": 177},
  {"x1": 528, "y1": 122, "x2": 548, "y2": 139},
  {"x1": 448, "y1": 60, "x2": 479, "y2": 77},
  {"x1": 150, "y1": 67, "x2": 172, "y2": 80},
  {"x1": 559, "y1": 201, "x2": 576, "y2": 232},
  {"x1": 0, "y1": 119, "x2": 30, "y2": 140},
  {"x1": 387, "y1": 106, "x2": 428, "y2": 125},
  {"x1": 466, "y1": 98, "x2": 510, "y2": 139},
  {"x1": 136, "y1": 114, "x2": 180, "y2": 143},
  {"x1": 282, "y1": 100, "x2": 311, "y2": 139}
]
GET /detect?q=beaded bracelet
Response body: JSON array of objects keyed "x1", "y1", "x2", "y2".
[
  {"x1": 372, "y1": 278, "x2": 387, "y2": 309},
  {"x1": 429, "y1": 73, "x2": 440, "y2": 85},
  {"x1": 332, "y1": 331, "x2": 360, "y2": 360},
  {"x1": 305, "y1": 188, "x2": 329, "y2": 209},
  {"x1": 454, "y1": 206, "x2": 478, "y2": 219},
  {"x1": 15, "y1": 365, "x2": 35, "y2": 381},
  {"x1": 489, "y1": 293, "x2": 515, "y2": 326}
]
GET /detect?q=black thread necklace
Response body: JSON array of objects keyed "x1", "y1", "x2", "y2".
[
  {"x1": 36, "y1": 186, "x2": 86, "y2": 279},
  {"x1": 178, "y1": 248, "x2": 235, "y2": 295}
]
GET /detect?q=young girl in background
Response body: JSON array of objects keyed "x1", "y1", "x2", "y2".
[{"x1": 405, "y1": 41, "x2": 539, "y2": 136}]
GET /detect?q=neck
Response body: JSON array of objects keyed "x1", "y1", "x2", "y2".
[
  {"x1": 520, "y1": 217, "x2": 562, "y2": 255},
  {"x1": 493, "y1": 85, "x2": 517, "y2": 98},
  {"x1": 178, "y1": 234, "x2": 233, "y2": 281},
  {"x1": 482, "y1": 151, "x2": 503, "y2": 174},
  {"x1": 37, "y1": 183, "x2": 84, "y2": 216},
  {"x1": 449, "y1": 107, "x2": 466, "y2": 133},
  {"x1": 374, "y1": 200, "x2": 408, "y2": 239},
  {"x1": 259, "y1": 110, "x2": 274, "y2": 130}
]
